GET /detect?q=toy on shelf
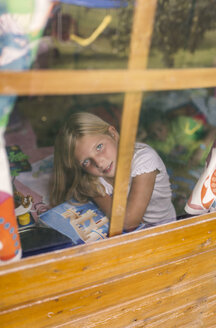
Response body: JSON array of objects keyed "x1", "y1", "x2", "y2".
[{"x1": 14, "y1": 190, "x2": 35, "y2": 228}]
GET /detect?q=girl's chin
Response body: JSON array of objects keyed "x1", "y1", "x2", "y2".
[{"x1": 107, "y1": 168, "x2": 116, "y2": 178}]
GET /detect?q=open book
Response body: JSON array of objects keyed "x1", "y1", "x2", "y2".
[{"x1": 39, "y1": 199, "x2": 109, "y2": 245}]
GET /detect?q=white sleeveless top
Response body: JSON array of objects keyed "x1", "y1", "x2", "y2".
[{"x1": 99, "y1": 143, "x2": 176, "y2": 226}]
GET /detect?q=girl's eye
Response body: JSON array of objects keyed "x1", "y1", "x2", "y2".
[
  {"x1": 82, "y1": 159, "x2": 90, "y2": 167},
  {"x1": 96, "y1": 143, "x2": 103, "y2": 151}
]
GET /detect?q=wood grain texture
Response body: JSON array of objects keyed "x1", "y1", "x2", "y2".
[
  {"x1": 110, "y1": 92, "x2": 143, "y2": 235},
  {"x1": 1, "y1": 213, "x2": 216, "y2": 327},
  {"x1": 109, "y1": 0, "x2": 157, "y2": 235},
  {"x1": 1, "y1": 68, "x2": 216, "y2": 95},
  {"x1": 1, "y1": 0, "x2": 216, "y2": 326}
]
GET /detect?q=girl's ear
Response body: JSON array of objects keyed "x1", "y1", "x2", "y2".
[{"x1": 108, "y1": 126, "x2": 119, "y2": 141}]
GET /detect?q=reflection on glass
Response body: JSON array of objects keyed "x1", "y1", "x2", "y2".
[
  {"x1": 9, "y1": 94, "x2": 123, "y2": 146},
  {"x1": 137, "y1": 88, "x2": 216, "y2": 216},
  {"x1": 149, "y1": 0, "x2": 216, "y2": 68},
  {"x1": 33, "y1": 1, "x2": 133, "y2": 70}
]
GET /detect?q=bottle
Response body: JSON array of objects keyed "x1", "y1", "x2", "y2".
[{"x1": 0, "y1": 191, "x2": 22, "y2": 264}]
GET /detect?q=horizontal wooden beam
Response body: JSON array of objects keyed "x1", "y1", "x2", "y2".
[
  {"x1": 1, "y1": 213, "x2": 216, "y2": 310},
  {"x1": 1, "y1": 213, "x2": 216, "y2": 327},
  {"x1": 1, "y1": 68, "x2": 216, "y2": 95}
]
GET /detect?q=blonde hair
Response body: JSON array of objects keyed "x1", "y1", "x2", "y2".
[{"x1": 50, "y1": 112, "x2": 114, "y2": 206}]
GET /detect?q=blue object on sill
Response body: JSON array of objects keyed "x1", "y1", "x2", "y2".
[{"x1": 19, "y1": 226, "x2": 75, "y2": 258}]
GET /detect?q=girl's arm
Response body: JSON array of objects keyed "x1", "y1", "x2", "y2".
[
  {"x1": 123, "y1": 170, "x2": 158, "y2": 232},
  {"x1": 93, "y1": 193, "x2": 113, "y2": 218},
  {"x1": 93, "y1": 170, "x2": 158, "y2": 232}
]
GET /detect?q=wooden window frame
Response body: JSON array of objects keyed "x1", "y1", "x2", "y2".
[
  {"x1": 0, "y1": 0, "x2": 216, "y2": 237},
  {"x1": 2, "y1": 2, "x2": 216, "y2": 326}
]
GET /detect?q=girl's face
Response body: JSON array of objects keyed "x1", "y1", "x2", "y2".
[{"x1": 75, "y1": 126, "x2": 119, "y2": 182}]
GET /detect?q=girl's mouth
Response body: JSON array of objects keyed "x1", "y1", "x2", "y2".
[{"x1": 103, "y1": 162, "x2": 113, "y2": 174}]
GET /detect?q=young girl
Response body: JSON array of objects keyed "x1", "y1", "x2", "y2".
[{"x1": 50, "y1": 112, "x2": 176, "y2": 232}]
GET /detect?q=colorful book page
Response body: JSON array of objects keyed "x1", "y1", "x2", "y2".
[{"x1": 39, "y1": 200, "x2": 109, "y2": 245}]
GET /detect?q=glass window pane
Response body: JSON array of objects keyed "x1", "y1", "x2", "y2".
[
  {"x1": 34, "y1": 2, "x2": 133, "y2": 70},
  {"x1": 4, "y1": 93, "x2": 123, "y2": 255},
  {"x1": 149, "y1": 0, "x2": 216, "y2": 68},
  {"x1": 137, "y1": 88, "x2": 216, "y2": 216}
]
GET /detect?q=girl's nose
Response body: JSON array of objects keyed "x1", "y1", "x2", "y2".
[{"x1": 94, "y1": 157, "x2": 104, "y2": 169}]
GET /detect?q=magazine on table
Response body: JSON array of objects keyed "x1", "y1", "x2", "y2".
[{"x1": 39, "y1": 199, "x2": 109, "y2": 245}]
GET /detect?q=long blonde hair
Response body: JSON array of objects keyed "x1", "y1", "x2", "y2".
[{"x1": 50, "y1": 112, "x2": 114, "y2": 206}]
